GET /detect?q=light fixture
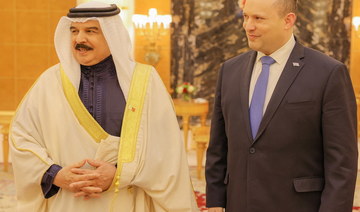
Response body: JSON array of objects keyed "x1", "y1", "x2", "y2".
[
  {"x1": 199, "y1": 1, "x2": 213, "y2": 19},
  {"x1": 353, "y1": 16, "x2": 360, "y2": 38},
  {"x1": 132, "y1": 8, "x2": 172, "y2": 66}
]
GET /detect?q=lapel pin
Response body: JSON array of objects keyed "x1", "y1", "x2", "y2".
[
  {"x1": 292, "y1": 62, "x2": 300, "y2": 67},
  {"x1": 129, "y1": 106, "x2": 136, "y2": 112}
]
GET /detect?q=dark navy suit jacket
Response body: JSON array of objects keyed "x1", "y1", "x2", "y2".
[{"x1": 205, "y1": 42, "x2": 358, "y2": 212}]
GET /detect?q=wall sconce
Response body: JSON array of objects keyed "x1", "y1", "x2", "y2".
[
  {"x1": 353, "y1": 16, "x2": 360, "y2": 37},
  {"x1": 132, "y1": 8, "x2": 172, "y2": 66},
  {"x1": 199, "y1": 1, "x2": 213, "y2": 19}
]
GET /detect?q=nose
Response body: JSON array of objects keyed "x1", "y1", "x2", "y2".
[
  {"x1": 75, "y1": 31, "x2": 87, "y2": 43},
  {"x1": 243, "y1": 18, "x2": 255, "y2": 31}
]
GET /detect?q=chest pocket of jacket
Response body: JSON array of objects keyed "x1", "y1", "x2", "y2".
[
  {"x1": 285, "y1": 99, "x2": 315, "y2": 110},
  {"x1": 293, "y1": 177, "x2": 324, "y2": 192}
]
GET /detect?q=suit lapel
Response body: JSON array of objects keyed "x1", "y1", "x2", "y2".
[
  {"x1": 239, "y1": 51, "x2": 257, "y2": 142},
  {"x1": 254, "y1": 43, "x2": 305, "y2": 142}
]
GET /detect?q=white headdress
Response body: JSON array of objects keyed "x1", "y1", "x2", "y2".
[{"x1": 54, "y1": 1, "x2": 135, "y2": 99}]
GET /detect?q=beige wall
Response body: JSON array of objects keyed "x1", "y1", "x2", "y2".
[
  {"x1": 133, "y1": 0, "x2": 171, "y2": 92},
  {"x1": 0, "y1": 0, "x2": 358, "y2": 110},
  {"x1": 0, "y1": 0, "x2": 76, "y2": 110},
  {"x1": 351, "y1": 0, "x2": 360, "y2": 94},
  {"x1": 350, "y1": 0, "x2": 360, "y2": 136}
]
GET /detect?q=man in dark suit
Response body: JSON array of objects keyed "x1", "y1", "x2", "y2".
[{"x1": 205, "y1": 0, "x2": 358, "y2": 211}]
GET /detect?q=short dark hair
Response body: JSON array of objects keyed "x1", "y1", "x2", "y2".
[{"x1": 273, "y1": 0, "x2": 298, "y2": 16}]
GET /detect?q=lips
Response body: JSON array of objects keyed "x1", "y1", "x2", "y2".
[{"x1": 247, "y1": 34, "x2": 259, "y2": 40}]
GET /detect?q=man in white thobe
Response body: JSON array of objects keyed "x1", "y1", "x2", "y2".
[{"x1": 10, "y1": 2, "x2": 198, "y2": 211}]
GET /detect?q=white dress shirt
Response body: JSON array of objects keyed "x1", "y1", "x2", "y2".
[{"x1": 249, "y1": 35, "x2": 296, "y2": 114}]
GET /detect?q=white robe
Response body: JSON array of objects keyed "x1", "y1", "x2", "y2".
[{"x1": 10, "y1": 63, "x2": 199, "y2": 212}]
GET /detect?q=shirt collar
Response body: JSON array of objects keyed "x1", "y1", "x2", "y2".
[
  {"x1": 80, "y1": 55, "x2": 116, "y2": 77},
  {"x1": 256, "y1": 34, "x2": 296, "y2": 65}
]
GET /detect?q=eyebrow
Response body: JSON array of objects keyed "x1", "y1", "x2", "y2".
[
  {"x1": 86, "y1": 27, "x2": 99, "y2": 30},
  {"x1": 243, "y1": 12, "x2": 266, "y2": 17},
  {"x1": 69, "y1": 26, "x2": 99, "y2": 30}
]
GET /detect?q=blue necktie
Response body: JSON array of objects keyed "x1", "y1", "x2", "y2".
[{"x1": 249, "y1": 56, "x2": 276, "y2": 139}]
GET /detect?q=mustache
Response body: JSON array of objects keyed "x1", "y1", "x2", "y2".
[{"x1": 75, "y1": 43, "x2": 93, "y2": 50}]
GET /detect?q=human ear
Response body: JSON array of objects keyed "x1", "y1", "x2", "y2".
[
  {"x1": 238, "y1": 0, "x2": 246, "y2": 9},
  {"x1": 284, "y1": 13, "x2": 296, "y2": 29}
]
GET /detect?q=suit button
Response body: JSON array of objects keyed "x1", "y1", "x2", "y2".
[{"x1": 249, "y1": 147, "x2": 256, "y2": 154}]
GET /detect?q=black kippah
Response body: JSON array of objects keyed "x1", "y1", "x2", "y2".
[{"x1": 67, "y1": 4, "x2": 120, "y2": 18}]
